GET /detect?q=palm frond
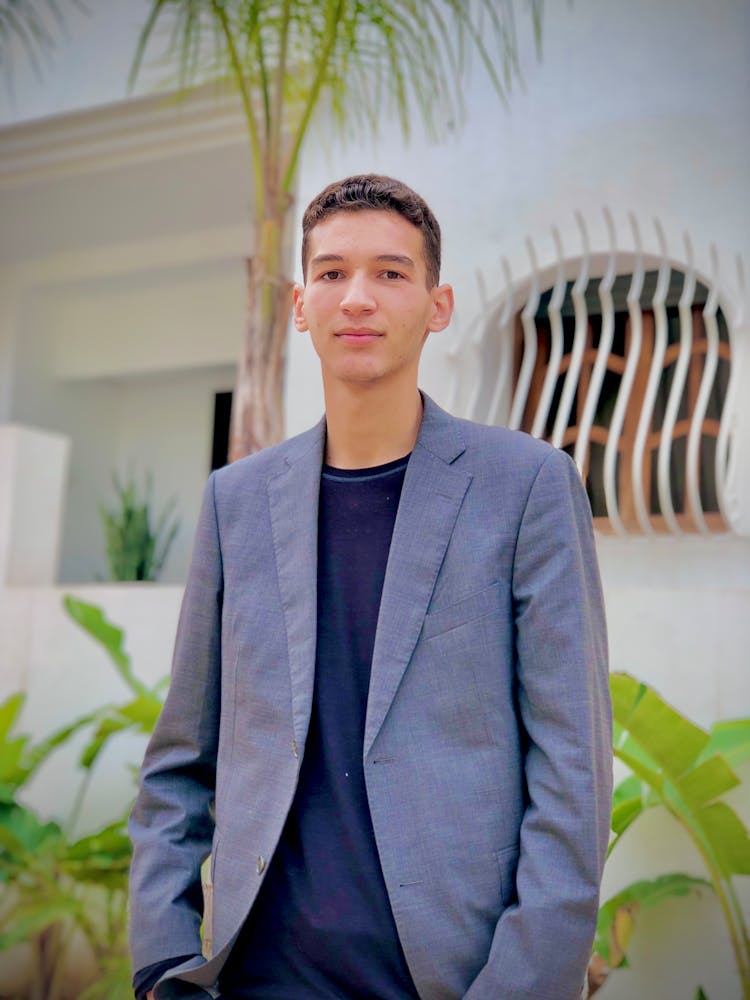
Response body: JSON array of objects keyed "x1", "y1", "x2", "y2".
[
  {"x1": 131, "y1": 0, "x2": 543, "y2": 190},
  {"x1": 0, "y1": 0, "x2": 85, "y2": 75}
]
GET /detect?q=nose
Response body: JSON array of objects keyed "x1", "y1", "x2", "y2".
[{"x1": 340, "y1": 272, "x2": 375, "y2": 314}]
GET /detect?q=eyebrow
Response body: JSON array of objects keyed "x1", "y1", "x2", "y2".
[
  {"x1": 309, "y1": 253, "x2": 416, "y2": 269},
  {"x1": 375, "y1": 254, "x2": 415, "y2": 268}
]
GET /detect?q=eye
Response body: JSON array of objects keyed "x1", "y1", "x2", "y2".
[
  {"x1": 382, "y1": 270, "x2": 405, "y2": 280},
  {"x1": 319, "y1": 270, "x2": 344, "y2": 280}
]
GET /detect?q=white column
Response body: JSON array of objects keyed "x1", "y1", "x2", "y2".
[{"x1": 0, "y1": 424, "x2": 70, "y2": 585}]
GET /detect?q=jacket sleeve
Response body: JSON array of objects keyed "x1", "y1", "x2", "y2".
[
  {"x1": 128, "y1": 473, "x2": 223, "y2": 975},
  {"x1": 464, "y1": 447, "x2": 612, "y2": 1000}
]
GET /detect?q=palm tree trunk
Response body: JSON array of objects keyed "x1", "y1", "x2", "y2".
[{"x1": 228, "y1": 214, "x2": 294, "y2": 461}]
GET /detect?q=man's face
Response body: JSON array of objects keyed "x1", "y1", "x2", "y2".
[{"x1": 293, "y1": 210, "x2": 453, "y2": 390}]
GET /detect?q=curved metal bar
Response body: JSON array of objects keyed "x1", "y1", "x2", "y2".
[
  {"x1": 686, "y1": 244, "x2": 719, "y2": 533},
  {"x1": 552, "y1": 212, "x2": 590, "y2": 448},
  {"x1": 631, "y1": 218, "x2": 670, "y2": 534},
  {"x1": 658, "y1": 232, "x2": 696, "y2": 534},
  {"x1": 487, "y1": 258, "x2": 516, "y2": 427},
  {"x1": 715, "y1": 255, "x2": 744, "y2": 529},
  {"x1": 574, "y1": 207, "x2": 617, "y2": 476},
  {"x1": 531, "y1": 227, "x2": 566, "y2": 439},
  {"x1": 603, "y1": 213, "x2": 644, "y2": 535},
  {"x1": 508, "y1": 238, "x2": 540, "y2": 431}
]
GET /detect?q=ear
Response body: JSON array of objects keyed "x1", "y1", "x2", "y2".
[
  {"x1": 293, "y1": 284, "x2": 308, "y2": 331},
  {"x1": 428, "y1": 283, "x2": 454, "y2": 332}
]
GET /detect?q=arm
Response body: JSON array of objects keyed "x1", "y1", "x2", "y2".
[
  {"x1": 465, "y1": 448, "x2": 612, "y2": 1000},
  {"x1": 128, "y1": 473, "x2": 223, "y2": 976}
]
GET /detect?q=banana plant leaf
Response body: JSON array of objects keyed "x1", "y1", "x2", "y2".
[
  {"x1": 610, "y1": 673, "x2": 750, "y2": 877},
  {"x1": 63, "y1": 595, "x2": 146, "y2": 697},
  {"x1": 0, "y1": 693, "x2": 95, "y2": 797},
  {"x1": 595, "y1": 873, "x2": 711, "y2": 968},
  {"x1": 0, "y1": 801, "x2": 63, "y2": 872}
]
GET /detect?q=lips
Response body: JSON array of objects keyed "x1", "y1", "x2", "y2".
[{"x1": 335, "y1": 328, "x2": 384, "y2": 343}]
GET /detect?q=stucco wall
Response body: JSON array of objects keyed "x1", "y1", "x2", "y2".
[{"x1": 0, "y1": 0, "x2": 748, "y2": 996}]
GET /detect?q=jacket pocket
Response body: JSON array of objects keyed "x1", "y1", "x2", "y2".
[{"x1": 421, "y1": 581, "x2": 501, "y2": 640}]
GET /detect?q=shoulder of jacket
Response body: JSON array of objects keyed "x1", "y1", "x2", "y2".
[
  {"x1": 456, "y1": 416, "x2": 557, "y2": 464},
  {"x1": 211, "y1": 423, "x2": 321, "y2": 492}
]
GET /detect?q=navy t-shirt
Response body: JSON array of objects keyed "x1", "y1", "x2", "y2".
[{"x1": 219, "y1": 454, "x2": 418, "y2": 998}]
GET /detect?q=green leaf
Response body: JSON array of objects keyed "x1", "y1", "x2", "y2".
[
  {"x1": 613, "y1": 745, "x2": 665, "y2": 797},
  {"x1": 610, "y1": 673, "x2": 645, "y2": 727},
  {"x1": 118, "y1": 694, "x2": 163, "y2": 730},
  {"x1": 65, "y1": 822, "x2": 132, "y2": 866},
  {"x1": 63, "y1": 595, "x2": 146, "y2": 697},
  {"x1": 25, "y1": 709, "x2": 98, "y2": 776},
  {"x1": 0, "y1": 897, "x2": 81, "y2": 950},
  {"x1": 0, "y1": 694, "x2": 24, "y2": 743},
  {"x1": 0, "y1": 801, "x2": 63, "y2": 858},
  {"x1": 676, "y1": 755, "x2": 739, "y2": 809},
  {"x1": 0, "y1": 781, "x2": 19, "y2": 804},
  {"x1": 611, "y1": 673, "x2": 709, "y2": 779},
  {"x1": 78, "y1": 692, "x2": 162, "y2": 769},
  {"x1": 0, "y1": 735, "x2": 26, "y2": 785},
  {"x1": 609, "y1": 771, "x2": 659, "y2": 845},
  {"x1": 0, "y1": 696, "x2": 33, "y2": 791},
  {"x1": 0, "y1": 700, "x2": 95, "y2": 793},
  {"x1": 612, "y1": 773, "x2": 642, "y2": 805},
  {"x1": 700, "y1": 719, "x2": 750, "y2": 768},
  {"x1": 697, "y1": 801, "x2": 750, "y2": 876},
  {"x1": 79, "y1": 712, "x2": 132, "y2": 769},
  {"x1": 611, "y1": 795, "x2": 644, "y2": 837},
  {"x1": 595, "y1": 874, "x2": 711, "y2": 966}
]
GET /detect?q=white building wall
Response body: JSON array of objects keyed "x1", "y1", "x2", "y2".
[{"x1": 0, "y1": 0, "x2": 748, "y2": 997}]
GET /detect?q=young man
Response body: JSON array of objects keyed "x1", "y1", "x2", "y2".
[{"x1": 129, "y1": 175, "x2": 612, "y2": 1000}]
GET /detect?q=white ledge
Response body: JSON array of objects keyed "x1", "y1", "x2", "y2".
[{"x1": 0, "y1": 83, "x2": 249, "y2": 188}]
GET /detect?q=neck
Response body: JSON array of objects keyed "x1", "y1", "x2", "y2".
[{"x1": 322, "y1": 380, "x2": 423, "y2": 469}]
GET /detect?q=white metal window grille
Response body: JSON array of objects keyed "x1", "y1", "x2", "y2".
[
  {"x1": 449, "y1": 219, "x2": 741, "y2": 536},
  {"x1": 510, "y1": 270, "x2": 731, "y2": 534}
]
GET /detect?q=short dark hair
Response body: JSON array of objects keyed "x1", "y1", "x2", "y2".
[{"x1": 301, "y1": 174, "x2": 441, "y2": 287}]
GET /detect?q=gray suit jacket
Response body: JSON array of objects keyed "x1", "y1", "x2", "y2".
[{"x1": 129, "y1": 394, "x2": 612, "y2": 1000}]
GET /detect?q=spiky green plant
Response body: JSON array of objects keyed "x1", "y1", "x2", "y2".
[{"x1": 99, "y1": 473, "x2": 179, "y2": 582}]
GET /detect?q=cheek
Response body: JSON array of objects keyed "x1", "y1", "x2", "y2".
[{"x1": 300, "y1": 289, "x2": 335, "y2": 324}]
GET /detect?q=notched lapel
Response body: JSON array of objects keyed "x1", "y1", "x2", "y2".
[
  {"x1": 267, "y1": 420, "x2": 325, "y2": 750},
  {"x1": 364, "y1": 419, "x2": 472, "y2": 757}
]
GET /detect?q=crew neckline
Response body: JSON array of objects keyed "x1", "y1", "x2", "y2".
[{"x1": 322, "y1": 453, "x2": 411, "y2": 481}]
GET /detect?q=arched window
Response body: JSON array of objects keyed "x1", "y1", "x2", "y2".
[{"x1": 510, "y1": 269, "x2": 732, "y2": 534}]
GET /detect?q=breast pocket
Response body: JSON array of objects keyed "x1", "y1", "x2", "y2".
[{"x1": 421, "y1": 581, "x2": 502, "y2": 640}]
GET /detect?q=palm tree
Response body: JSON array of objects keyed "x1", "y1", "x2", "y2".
[{"x1": 131, "y1": 0, "x2": 543, "y2": 460}]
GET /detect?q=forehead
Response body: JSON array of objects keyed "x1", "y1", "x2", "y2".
[{"x1": 307, "y1": 209, "x2": 425, "y2": 266}]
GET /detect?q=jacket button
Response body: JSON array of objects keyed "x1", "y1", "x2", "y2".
[
  {"x1": 291, "y1": 740, "x2": 299, "y2": 759},
  {"x1": 257, "y1": 856, "x2": 266, "y2": 875}
]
